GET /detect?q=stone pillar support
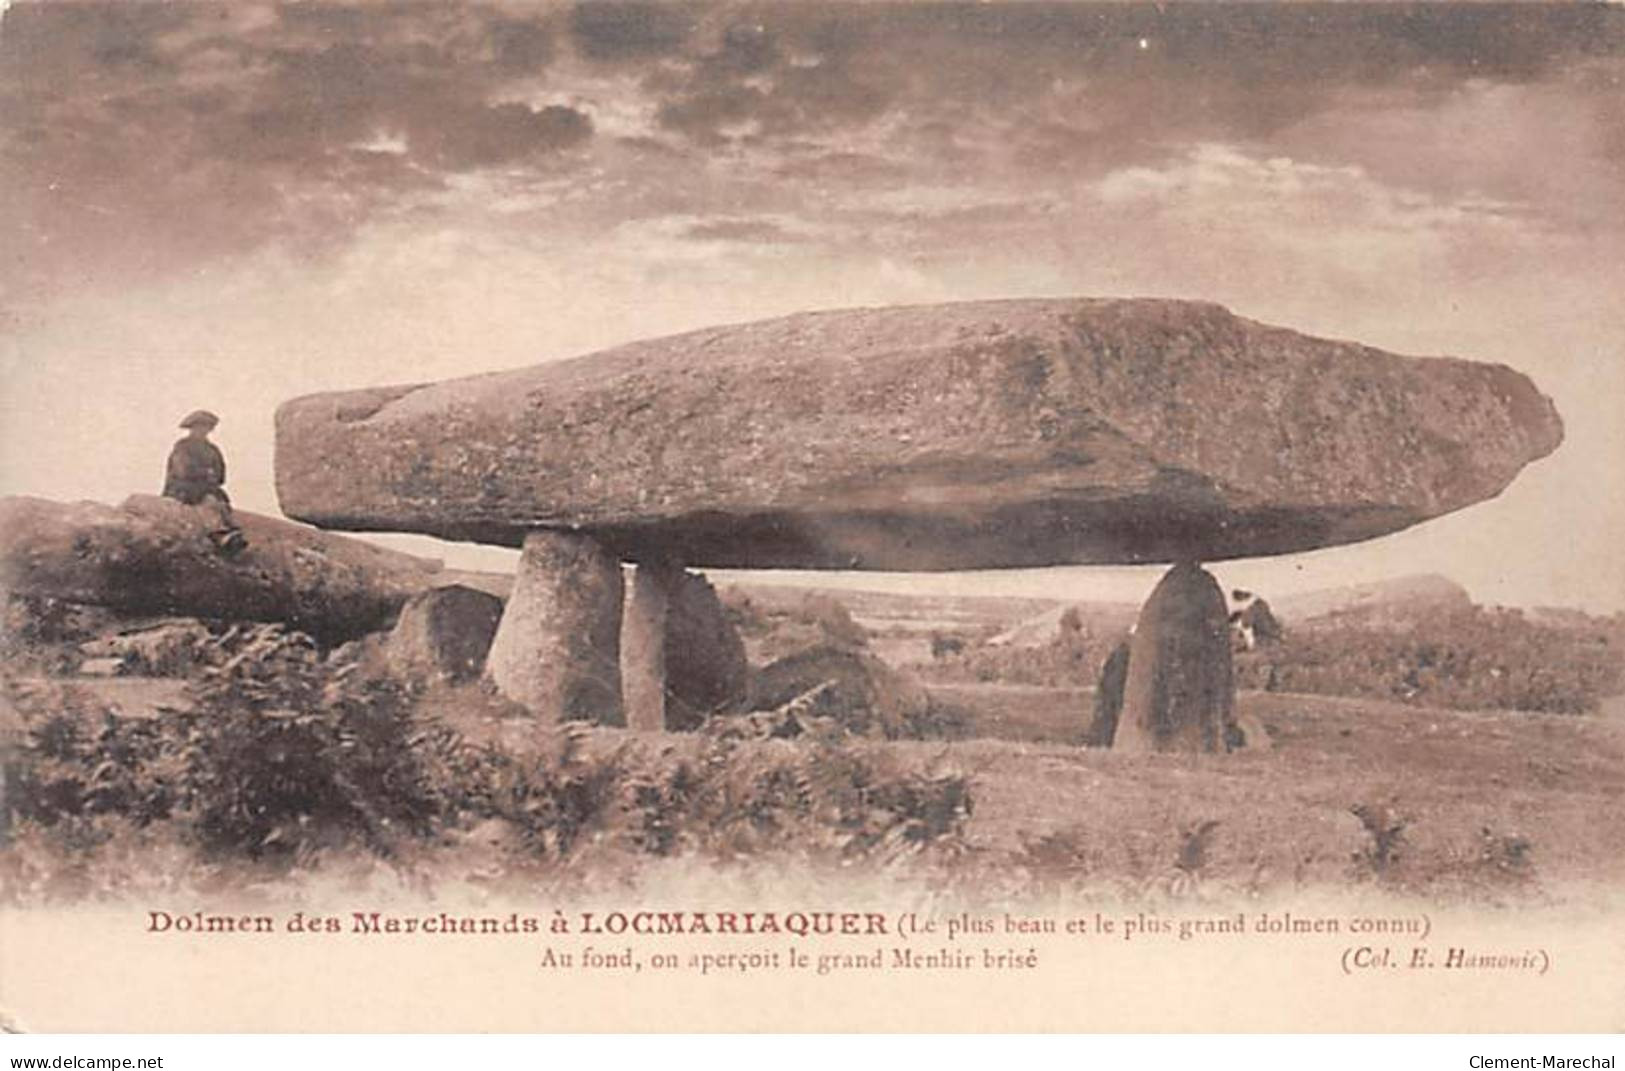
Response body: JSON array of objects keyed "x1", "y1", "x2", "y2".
[
  {"x1": 1115, "y1": 560, "x2": 1237, "y2": 753},
  {"x1": 622, "y1": 559, "x2": 683, "y2": 732},
  {"x1": 484, "y1": 529, "x2": 624, "y2": 725}
]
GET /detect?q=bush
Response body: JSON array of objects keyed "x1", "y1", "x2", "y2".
[
  {"x1": 4, "y1": 629, "x2": 437, "y2": 863},
  {"x1": 2, "y1": 626, "x2": 976, "y2": 895},
  {"x1": 721, "y1": 588, "x2": 871, "y2": 664},
  {"x1": 176, "y1": 625, "x2": 439, "y2": 858},
  {"x1": 622, "y1": 732, "x2": 973, "y2": 863},
  {"x1": 1235, "y1": 607, "x2": 1624, "y2": 714},
  {"x1": 3, "y1": 680, "x2": 178, "y2": 827},
  {"x1": 923, "y1": 602, "x2": 1625, "y2": 715},
  {"x1": 421, "y1": 723, "x2": 626, "y2": 859},
  {"x1": 0, "y1": 596, "x2": 106, "y2": 675}
]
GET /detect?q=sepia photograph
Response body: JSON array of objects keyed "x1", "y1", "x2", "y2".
[{"x1": 1, "y1": 0, "x2": 1622, "y2": 1036}]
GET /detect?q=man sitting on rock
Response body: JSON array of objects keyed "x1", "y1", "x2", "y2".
[{"x1": 163, "y1": 409, "x2": 247, "y2": 555}]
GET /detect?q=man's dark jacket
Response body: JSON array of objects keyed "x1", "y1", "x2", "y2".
[{"x1": 163, "y1": 437, "x2": 229, "y2": 506}]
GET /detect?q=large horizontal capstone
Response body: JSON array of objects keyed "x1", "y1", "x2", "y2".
[{"x1": 275, "y1": 298, "x2": 1562, "y2": 570}]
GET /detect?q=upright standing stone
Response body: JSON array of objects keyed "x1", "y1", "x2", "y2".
[
  {"x1": 485, "y1": 530, "x2": 624, "y2": 724},
  {"x1": 1116, "y1": 562, "x2": 1236, "y2": 753},
  {"x1": 663, "y1": 569, "x2": 749, "y2": 730},
  {"x1": 622, "y1": 563, "x2": 749, "y2": 731},
  {"x1": 1085, "y1": 637, "x2": 1133, "y2": 747},
  {"x1": 622, "y1": 560, "x2": 678, "y2": 731}
]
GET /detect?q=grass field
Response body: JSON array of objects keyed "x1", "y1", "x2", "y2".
[
  {"x1": 9, "y1": 672, "x2": 1624, "y2": 905},
  {"x1": 910, "y1": 684, "x2": 1625, "y2": 898}
]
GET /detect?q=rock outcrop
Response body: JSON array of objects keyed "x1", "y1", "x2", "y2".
[
  {"x1": 0, "y1": 495, "x2": 442, "y2": 644},
  {"x1": 276, "y1": 298, "x2": 1563, "y2": 570}
]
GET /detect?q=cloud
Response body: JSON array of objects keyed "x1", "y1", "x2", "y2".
[
  {"x1": 0, "y1": 3, "x2": 589, "y2": 307},
  {"x1": 412, "y1": 102, "x2": 593, "y2": 169},
  {"x1": 487, "y1": 15, "x2": 556, "y2": 74},
  {"x1": 2, "y1": 2, "x2": 1622, "y2": 621},
  {"x1": 501, "y1": 70, "x2": 664, "y2": 141},
  {"x1": 4, "y1": 2, "x2": 1622, "y2": 324},
  {"x1": 1091, "y1": 143, "x2": 1538, "y2": 265},
  {"x1": 682, "y1": 217, "x2": 803, "y2": 244},
  {"x1": 570, "y1": 2, "x2": 691, "y2": 62},
  {"x1": 1275, "y1": 66, "x2": 1625, "y2": 231},
  {"x1": 656, "y1": 84, "x2": 770, "y2": 140}
]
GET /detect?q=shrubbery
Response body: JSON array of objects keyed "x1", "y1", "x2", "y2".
[
  {"x1": 1, "y1": 625, "x2": 975, "y2": 899},
  {"x1": 1236, "y1": 607, "x2": 1624, "y2": 714},
  {"x1": 0, "y1": 595, "x2": 110, "y2": 676},
  {"x1": 721, "y1": 588, "x2": 871, "y2": 664},
  {"x1": 620, "y1": 731, "x2": 972, "y2": 862},
  {"x1": 919, "y1": 602, "x2": 1624, "y2": 715},
  {"x1": 4, "y1": 628, "x2": 437, "y2": 863}
]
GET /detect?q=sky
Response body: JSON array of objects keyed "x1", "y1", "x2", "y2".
[{"x1": 2, "y1": 2, "x2": 1622, "y2": 612}]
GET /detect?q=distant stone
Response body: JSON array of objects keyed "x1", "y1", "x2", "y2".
[
  {"x1": 432, "y1": 569, "x2": 514, "y2": 602},
  {"x1": 1116, "y1": 562, "x2": 1237, "y2": 753},
  {"x1": 386, "y1": 584, "x2": 504, "y2": 684},
  {"x1": 0, "y1": 495, "x2": 442, "y2": 644},
  {"x1": 1279, "y1": 573, "x2": 1474, "y2": 630},
  {"x1": 276, "y1": 298, "x2": 1563, "y2": 570}
]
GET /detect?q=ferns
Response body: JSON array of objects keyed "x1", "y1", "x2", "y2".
[
  {"x1": 2, "y1": 635, "x2": 976, "y2": 896},
  {"x1": 613, "y1": 727, "x2": 972, "y2": 864}
]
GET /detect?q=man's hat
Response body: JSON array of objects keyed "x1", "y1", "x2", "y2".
[{"x1": 179, "y1": 409, "x2": 220, "y2": 429}]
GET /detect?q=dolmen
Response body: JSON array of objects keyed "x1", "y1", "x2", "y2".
[{"x1": 275, "y1": 297, "x2": 1563, "y2": 747}]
